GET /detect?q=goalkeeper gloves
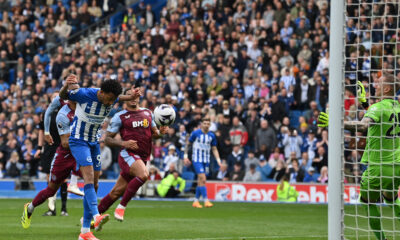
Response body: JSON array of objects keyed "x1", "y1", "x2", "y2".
[
  {"x1": 357, "y1": 81, "x2": 366, "y2": 103},
  {"x1": 318, "y1": 112, "x2": 329, "y2": 128}
]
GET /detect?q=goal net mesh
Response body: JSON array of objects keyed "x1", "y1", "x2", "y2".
[{"x1": 343, "y1": 1, "x2": 400, "y2": 239}]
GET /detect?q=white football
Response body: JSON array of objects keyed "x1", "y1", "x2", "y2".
[{"x1": 154, "y1": 104, "x2": 176, "y2": 126}]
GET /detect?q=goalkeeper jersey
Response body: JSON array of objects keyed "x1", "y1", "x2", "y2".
[{"x1": 361, "y1": 99, "x2": 400, "y2": 164}]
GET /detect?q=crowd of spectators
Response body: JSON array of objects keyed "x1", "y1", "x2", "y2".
[{"x1": 0, "y1": 0, "x2": 383, "y2": 185}]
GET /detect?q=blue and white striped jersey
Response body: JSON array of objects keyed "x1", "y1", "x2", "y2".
[
  {"x1": 67, "y1": 88, "x2": 117, "y2": 142},
  {"x1": 189, "y1": 129, "x2": 217, "y2": 163}
]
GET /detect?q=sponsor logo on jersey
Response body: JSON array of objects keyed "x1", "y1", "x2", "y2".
[{"x1": 132, "y1": 119, "x2": 149, "y2": 128}]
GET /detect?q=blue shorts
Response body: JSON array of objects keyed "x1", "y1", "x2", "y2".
[
  {"x1": 69, "y1": 138, "x2": 101, "y2": 171},
  {"x1": 193, "y1": 162, "x2": 209, "y2": 175}
]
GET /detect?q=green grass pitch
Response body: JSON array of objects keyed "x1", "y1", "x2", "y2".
[{"x1": 0, "y1": 199, "x2": 399, "y2": 240}]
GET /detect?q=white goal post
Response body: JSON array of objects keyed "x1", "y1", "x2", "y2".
[
  {"x1": 328, "y1": 0, "x2": 344, "y2": 239},
  {"x1": 332, "y1": 1, "x2": 400, "y2": 239}
]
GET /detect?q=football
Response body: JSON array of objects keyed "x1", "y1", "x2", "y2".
[{"x1": 154, "y1": 104, "x2": 176, "y2": 126}]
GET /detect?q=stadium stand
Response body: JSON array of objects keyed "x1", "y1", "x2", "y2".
[{"x1": 0, "y1": 0, "x2": 336, "y2": 185}]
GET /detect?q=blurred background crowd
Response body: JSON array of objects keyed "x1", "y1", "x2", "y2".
[{"x1": 0, "y1": 0, "x2": 374, "y2": 185}]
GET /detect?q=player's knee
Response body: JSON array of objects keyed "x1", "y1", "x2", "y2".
[
  {"x1": 138, "y1": 171, "x2": 149, "y2": 182},
  {"x1": 48, "y1": 184, "x2": 59, "y2": 193},
  {"x1": 382, "y1": 192, "x2": 397, "y2": 202},
  {"x1": 200, "y1": 175, "x2": 206, "y2": 182}
]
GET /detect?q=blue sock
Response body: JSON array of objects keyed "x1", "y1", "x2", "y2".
[
  {"x1": 195, "y1": 186, "x2": 201, "y2": 200},
  {"x1": 201, "y1": 186, "x2": 208, "y2": 200},
  {"x1": 84, "y1": 184, "x2": 99, "y2": 216},
  {"x1": 82, "y1": 195, "x2": 92, "y2": 229}
]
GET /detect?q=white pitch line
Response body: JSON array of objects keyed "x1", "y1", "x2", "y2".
[{"x1": 156, "y1": 236, "x2": 328, "y2": 240}]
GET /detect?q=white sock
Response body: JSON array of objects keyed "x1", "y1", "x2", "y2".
[
  {"x1": 204, "y1": 198, "x2": 208, "y2": 202},
  {"x1": 93, "y1": 214, "x2": 100, "y2": 221},
  {"x1": 81, "y1": 227, "x2": 90, "y2": 234},
  {"x1": 117, "y1": 204, "x2": 126, "y2": 210},
  {"x1": 48, "y1": 193, "x2": 56, "y2": 211},
  {"x1": 70, "y1": 175, "x2": 78, "y2": 186},
  {"x1": 194, "y1": 198, "x2": 199, "y2": 202},
  {"x1": 28, "y1": 202, "x2": 34, "y2": 214}
]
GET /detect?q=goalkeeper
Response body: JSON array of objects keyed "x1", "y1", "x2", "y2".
[{"x1": 318, "y1": 74, "x2": 400, "y2": 240}]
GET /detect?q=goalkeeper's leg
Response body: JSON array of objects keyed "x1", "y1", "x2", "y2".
[
  {"x1": 360, "y1": 168, "x2": 386, "y2": 240},
  {"x1": 360, "y1": 195, "x2": 386, "y2": 240}
]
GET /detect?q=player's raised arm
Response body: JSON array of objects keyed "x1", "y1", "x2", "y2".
[
  {"x1": 357, "y1": 81, "x2": 370, "y2": 110},
  {"x1": 44, "y1": 95, "x2": 63, "y2": 145},
  {"x1": 59, "y1": 74, "x2": 79, "y2": 100},
  {"x1": 118, "y1": 86, "x2": 141, "y2": 103}
]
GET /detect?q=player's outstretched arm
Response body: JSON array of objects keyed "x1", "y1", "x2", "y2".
[
  {"x1": 104, "y1": 131, "x2": 138, "y2": 150},
  {"x1": 118, "y1": 87, "x2": 141, "y2": 102},
  {"x1": 59, "y1": 74, "x2": 79, "y2": 100},
  {"x1": 344, "y1": 117, "x2": 372, "y2": 133}
]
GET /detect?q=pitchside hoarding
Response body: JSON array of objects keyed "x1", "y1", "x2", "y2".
[
  {"x1": 206, "y1": 182, "x2": 360, "y2": 203},
  {"x1": 0, "y1": 180, "x2": 360, "y2": 203}
]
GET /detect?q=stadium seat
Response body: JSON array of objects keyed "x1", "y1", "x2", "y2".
[
  {"x1": 289, "y1": 110, "x2": 302, "y2": 128},
  {"x1": 312, "y1": 173, "x2": 321, "y2": 182},
  {"x1": 8, "y1": 68, "x2": 15, "y2": 84},
  {"x1": 181, "y1": 171, "x2": 195, "y2": 193},
  {"x1": 51, "y1": 5, "x2": 58, "y2": 13}
]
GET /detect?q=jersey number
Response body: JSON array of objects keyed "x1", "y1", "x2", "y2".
[{"x1": 386, "y1": 113, "x2": 400, "y2": 137}]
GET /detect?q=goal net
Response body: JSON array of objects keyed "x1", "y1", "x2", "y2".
[{"x1": 342, "y1": 0, "x2": 400, "y2": 239}]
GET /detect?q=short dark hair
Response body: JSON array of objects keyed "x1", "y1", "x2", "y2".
[
  {"x1": 101, "y1": 80, "x2": 123, "y2": 97},
  {"x1": 201, "y1": 114, "x2": 211, "y2": 122}
]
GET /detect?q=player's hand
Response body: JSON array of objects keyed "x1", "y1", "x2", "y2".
[
  {"x1": 66, "y1": 74, "x2": 78, "y2": 85},
  {"x1": 318, "y1": 112, "x2": 329, "y2": 128},
  {"x1": 184, "y1": 158, "x2": 191, "y2": 166},
  {"x1": 159, "y1": 126, "x2": 169, "y2": 135},
  {"x1": 130, "y1": 87, "x2": 141, "y2": 99},
  {"x1": 357, "y1": 81, "x2": 366, "y2": 103},
  {"x1": 217, "y1": 161, "x2": 222, "y2": 168},
  {"x1": 122, "y1": 140, "x2": 138, "y2": 150},
  {"x1": 44, "y1": 134, "x2": 54, "y2": 145}
]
